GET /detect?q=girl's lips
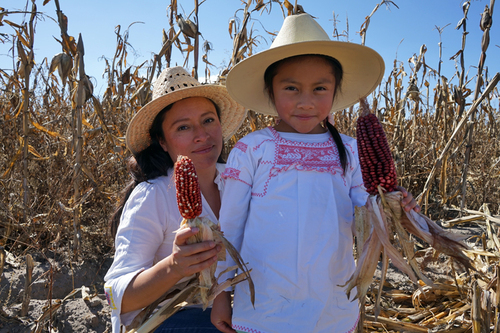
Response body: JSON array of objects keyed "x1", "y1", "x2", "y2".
[{"x1": 193, "y1": 145, "x2": 214, "y2": 154}]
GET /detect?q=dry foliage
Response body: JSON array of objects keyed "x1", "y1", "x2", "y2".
[{"x1": 1, "y1": 0, "x2": 500, "y2": 332}]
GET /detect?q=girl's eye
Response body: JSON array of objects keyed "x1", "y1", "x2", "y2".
[
  {"x1": 285, "y1": 86, "x2": 297, "y2": 91},
  {"x1": 315, "y1": 86, "x2": 327, "y2": 91}
]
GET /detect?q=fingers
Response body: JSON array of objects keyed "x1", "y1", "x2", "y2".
[
  {"x1": 395, "y1": 186, "x2": 421, "y2": 213},
  {"x1": 174, "y1": 226, "x2": 200, "y2": 246},
  {"x1": 213, "y1": 321, "x2": 236, "y2": 333},
  {"x1": 185, "y1": 245, "x2": 220, "y2": 271},
  {"x1": 395, "y1": 185, "x2": 407, "y2": 197},
  {"x1": 170, "y1": 228, "x2": 222, "y2": 278},
  {"x1": 211, "y1": 292, "x2": 235, "y2": 333}
]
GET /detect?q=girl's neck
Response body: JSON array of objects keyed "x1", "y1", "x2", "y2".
[{"x1": 274, "y1": 121, "x2": 327, "y2": 134}]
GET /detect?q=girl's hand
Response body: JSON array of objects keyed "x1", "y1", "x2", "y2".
[
  {"x1": 211, "y1": 291, "x2": 235, "y2": 333},
  {"x1": 395, "y1": 186, "x2": 421, "y2": 213},
  {"x1": 168, "y1": 227, "x2": 221, "y2": 280}
]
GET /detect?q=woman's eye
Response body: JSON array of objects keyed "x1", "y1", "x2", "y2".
[
  {"x1": 204, "y1": 117, "x2": 215, "y2": 124},
  {"x1": 177, "y1": 125, "x2": 189, "y2": 131}
]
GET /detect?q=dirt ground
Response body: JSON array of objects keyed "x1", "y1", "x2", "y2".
[
  {"x1": 0, "y1": 250, "x2": 114, "y2": 333},
  {"x1": 0, "y1": 221, "x2": 483, "y2": 333}
]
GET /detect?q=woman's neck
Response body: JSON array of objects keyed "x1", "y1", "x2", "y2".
[{"x1": 196, "y1": 165, "x2": 221, "y2": 219}]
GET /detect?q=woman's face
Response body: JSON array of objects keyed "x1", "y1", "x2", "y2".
[{"x1": 159, "y1": 97, "x2": 223, "y2": 171}]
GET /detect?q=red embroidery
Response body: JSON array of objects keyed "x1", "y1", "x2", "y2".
[
  {"x1": 344, "y1": 142, "x2": 356, "y2": 171},
  {"x1": 234, "y1": 141, "x2": 248, "y2": 153},
  {"x1": 277, "y1": 143, "x2": 341, "y2": 169},
  {"x1": 347, "y1": 313, "x2": 361, "y2": 333},
  {"x1": 232, "y1": 313, "x2": 358, "y2": 333},
  {"x1": 232, "y1": 324, "x2": 263, "y2": 333},
  {"x1": 269, "y1": 127, "x2": 344, "y2": 173},
  {"x1": 222, "y1": 167, "x2": 251, "y2": 187},
  {"x1": 230, "y1": 127, "x2": 353, "y2": 197}
]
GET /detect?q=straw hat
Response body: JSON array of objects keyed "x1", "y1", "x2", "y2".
[
  {"x1": 126, "y1": 66, "x2": 246, "y2": 155},
  {"x1": 226, "y1": 13, "x2": 385, "y2": 116}
]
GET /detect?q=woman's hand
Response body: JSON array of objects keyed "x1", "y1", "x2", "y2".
[
  {"x1": 395, "y1": 186, "x2": 421, "y2": 213},
  {"x1": 211, "y1": 291, "x2": 235, "y2": 333},
  {"x1": 121, "y1": 227, "x2": 221, "y2": 314},
  {"x1": 168, "y1": 226, "x2": 221, "y2": 279}
]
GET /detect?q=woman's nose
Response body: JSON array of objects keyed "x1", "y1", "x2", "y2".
[{"x1": 193, "y1": 125, "x2": 209, "y2": 142}]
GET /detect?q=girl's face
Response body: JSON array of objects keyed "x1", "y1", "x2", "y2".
[
  {"x1": 159, "y1": 97, "x2": 223, "y2": 171},
  {"x1": 271, "y1": 56, "x2": 336, "y2": 134}
]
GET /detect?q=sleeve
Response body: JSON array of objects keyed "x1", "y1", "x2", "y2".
[
  {"x1": 215, "y1": 140, "x2": 254, "y2": 283},
  {"x1": 347, "y1": 139, "x2": 369, "y2": 209},
  {"x1": 104, "y1": 183, "x2": 170, "y2": 330}
]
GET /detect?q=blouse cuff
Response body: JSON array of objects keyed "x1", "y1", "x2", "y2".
[{"x1": 105, "y1": 268, "x2": 144, "y2": 327}]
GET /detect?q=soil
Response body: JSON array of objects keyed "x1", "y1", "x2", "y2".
[
  {"x1": 0, "y1": 250, "x2": 114, "y2": 333},
  {"x1": 0, "y1": 222, "x2": 483, "y2": 333}
]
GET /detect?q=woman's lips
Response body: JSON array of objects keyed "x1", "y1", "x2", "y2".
[{"x1": 193, "y1": 145, "x2": 213, "y2": 154}]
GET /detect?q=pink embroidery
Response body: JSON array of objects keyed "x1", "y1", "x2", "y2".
[
  {"x1": 232, "y1": 313, "x2": 359, "y2": 333},
  {"x1": 222, "y1": 167, "x2": 251, "y2": 187},
  {"x1": 249, "y1": 127, "x2": 348, "y2": 197},
  {"x1": 346, "y1": 312, "x2": 361, "y2": 333},
  {"x1": 253, "y1": 138, "x2": 274, "y2": 151},
  {"x1": 234, "y1": 141, "x2": 248, "y2": 153},
  {"x1": 232, "y1": 324, "x2": 263, "y2": 333},
  {"x1": 277, "y1": 143, "x2": 341, "y2": 169},
  {"x1": 351, "y1": 183, "x2": 364, "y2": 190},
  {"x1": 344, "y1": 142, "x2": 356, "y2": 171}
]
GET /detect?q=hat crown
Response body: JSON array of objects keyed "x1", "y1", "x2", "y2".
[
  {"x1": 152, "y1": 66, "x2": 200, "y2": 100},
  {"x1": 270, "y1": 13, "x2": 330, "y2": 49}
]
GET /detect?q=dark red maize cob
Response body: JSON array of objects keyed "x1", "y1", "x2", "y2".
[
  {"x1": 356, "y1": 98, "x2": 397, "y2": 195},
  {"x1": 174, "y1": 155, "x2": 202, "y2": 219}
]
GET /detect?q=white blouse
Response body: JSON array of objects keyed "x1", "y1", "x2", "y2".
[
  {"x1": 219, "y1": 127, "x2": 368, "y2": 333},
  {"x1": 104, "y1": 164, "x2": 225, "y2": 333}
]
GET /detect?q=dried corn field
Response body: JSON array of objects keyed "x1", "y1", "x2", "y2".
[{"x1": 1, "y1": 0, "x2": 500, "y2": 332}]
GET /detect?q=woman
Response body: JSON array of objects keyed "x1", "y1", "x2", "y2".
[{"x1": 104, "y1": 66, "x2": 246, "y2": 333}]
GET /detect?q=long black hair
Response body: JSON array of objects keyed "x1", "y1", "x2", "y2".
[
  {"x1": 109, "y1": 100, "x2": 224, "y2": 240},
  {"x1": 263, "y1": 54, "x2": 348, "y2": 173}
]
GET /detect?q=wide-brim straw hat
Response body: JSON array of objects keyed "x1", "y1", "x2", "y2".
[
  {"x1": 226, "y1": 13, "x2": 385, "y2": 116},
  {"x1": 126, "y1": 66, "x2": 247, "y2": 156}
]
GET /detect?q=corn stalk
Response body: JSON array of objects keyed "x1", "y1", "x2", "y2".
[
  {"x1": 417, "y1": 72, "x2": 500, "y2": 206},
  {"x1": 16, "y1": 1, "x2": 36, "y2": 226},
  {"x1": 193, "y1": 0, "x2": 200, "y2": 79},
  {"x1": 71, "y1": 34, "x2": 88, "y2": 257},
  {"x1": 460, "y1": 0, "x2": 495, "y2": 212}
]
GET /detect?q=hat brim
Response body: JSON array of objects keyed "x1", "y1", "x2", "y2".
[
  {"x1": 226, "y1": 41, "x2": 385, "y2": 116},
  {"x1": 126, "y1": 84, "x2": 246, "y2": 155}
]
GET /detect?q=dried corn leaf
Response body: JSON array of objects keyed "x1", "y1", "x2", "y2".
[
  {"x1": 1, "y1": 146, "x2": 22, "y2": 179},
  {"x1": 31, "y1": 118, "x2": 66, "y2": 141}
]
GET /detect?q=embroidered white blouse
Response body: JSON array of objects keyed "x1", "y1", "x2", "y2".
[
  {"x1": 219, "y1": 127, "x2": 368, "y2": 333},
  {"x1": 104, "y1": 164, "x2": 225, "y2": 333}
]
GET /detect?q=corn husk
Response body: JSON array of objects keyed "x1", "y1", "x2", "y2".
[{"x1": 344, "y1": 188, "x2": 474, "y2": 322}]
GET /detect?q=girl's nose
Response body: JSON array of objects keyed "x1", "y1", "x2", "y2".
[{"x1": 297, "y1": 92, "x2": 314, "y2": 109}]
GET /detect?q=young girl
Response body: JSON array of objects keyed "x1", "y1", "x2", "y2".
[{"x1": 211, "y1": 13, "x2": 419, "y2": 333}]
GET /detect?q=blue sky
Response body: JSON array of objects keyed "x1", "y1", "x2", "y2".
[{"x1": 1, "y1": 0, "x2": 498, "y2": 96}]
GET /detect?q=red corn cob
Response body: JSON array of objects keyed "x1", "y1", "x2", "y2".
[
  {"x1": 175, "y1": 156, "x2": 202, "y2": 219},
  {"x1": 356, "y1": 98, "x2": 397, "y2": 195},
  {"x1": 174, "y1": 155, "x2": 218, "y2": 308},
  {"x1": 345, "y1": 99, "x2": 472, "y2": 324}
]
